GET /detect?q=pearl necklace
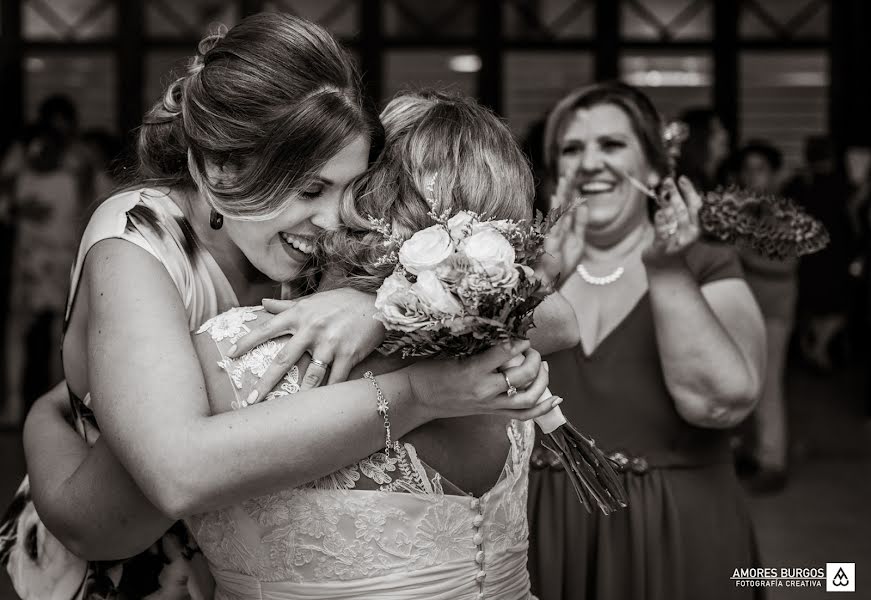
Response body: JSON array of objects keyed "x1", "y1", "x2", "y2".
[{"x1": 576, "y1": 264, "x2": 625, "y2": 286}]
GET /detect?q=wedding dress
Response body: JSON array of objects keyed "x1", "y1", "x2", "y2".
[{"x1": 189, "y1": 307, "x2": 536, "y2": 600}]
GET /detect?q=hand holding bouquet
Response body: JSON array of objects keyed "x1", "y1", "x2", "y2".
[
  {"x1": 657, "y1": 121, "x2": 828, "y2": 259},
  {"x1": 371, "y1": 175, "x2": 627, "y2": 515}
]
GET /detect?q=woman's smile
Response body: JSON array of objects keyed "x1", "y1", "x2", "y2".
[
  {"x1": 279, "y1": 231, "x2": 315, "y2": 261},
  {"x1": 579, "y1": 179, "x2": 618, "y2": 195}
]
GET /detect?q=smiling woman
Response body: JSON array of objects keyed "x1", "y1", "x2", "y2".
[
  {"x1": 528, "y1": 82, "x2": 766, "y2": 600},
  {"x1": 3, "y1": 13, "x2": 394, "y2": 599},
  {"x1": 556, "y1": 103, "x2": 663, "y2": 246},
  {"x1": 219, "y1": 135, "x2": 371, "y2": 283}
]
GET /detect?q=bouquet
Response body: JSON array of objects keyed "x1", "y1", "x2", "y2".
[
  {"x1": 664, "y1": 121, "x2": 828, "y2": 259},
  {"x1": 370, "y1": 175, "x2": 627, "y2": 515},
  {"x1": 697, "y1": 186, "x2": 828, "y2": 260}
]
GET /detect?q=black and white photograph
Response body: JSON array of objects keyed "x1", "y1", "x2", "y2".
[{"x1": 0, "y1": 1, "x2": 868, "y2": 598}]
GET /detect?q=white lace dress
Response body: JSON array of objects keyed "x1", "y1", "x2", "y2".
[{"x1": 189, "y1": 306, "x2": 536, "y2": 600}]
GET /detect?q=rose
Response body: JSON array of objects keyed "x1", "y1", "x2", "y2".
[
  {"x1": 481, "y1": 261, "x2": 519, "y2": 290},
  {"x1": 447, "y1": 211, "x2": 477, "y2": 241},
  {"x1": 462, "y1": 229, "x2": 516, "y2": 268},
  {"x1": 435, "y1": 253, "x2": 472, "y2": 286},
  {"x1": 374, "y1": 272, "x2": 431, "y2": 332},
  {"x1": 374, "y1": 271, "x2": 412, "y2": 310},
  {"x1": 398, "y1": 225, "x2": 454, "y2": 275},
  {"x1": 412, "y1": 270, "x2": 464, "y2": 316}
]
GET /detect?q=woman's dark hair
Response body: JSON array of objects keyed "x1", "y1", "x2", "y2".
[
  {"x1": 136, "y1": 13, "x2": 383, "y2": 221},
  {"x1": 22, "y1": 125, "x2": 65, "y2": 172},
  {"x1": 542, "y1": 81, "x2": 669, "y2": 200},
  {"x1": 37, "y1": 94, "x2": 77, "y2": 130},
  {"x1": 676, "y1": 107, "x2": 721, "y2": 190},
  {"x1": 737, "y1": 139, "x2": 783, "y2": 173}
]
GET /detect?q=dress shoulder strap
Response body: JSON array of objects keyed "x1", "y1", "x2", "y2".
[{"x1": 64, "y1": 188, "x2": 236, "y2": 330}]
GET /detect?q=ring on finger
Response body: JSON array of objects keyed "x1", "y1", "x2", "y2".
[
  {"x1": 310, "y1": 358, "x2": 330, "y2": 369},
  {"x1": 503, "y1": 373, "x2": 518, "y2": 397}
]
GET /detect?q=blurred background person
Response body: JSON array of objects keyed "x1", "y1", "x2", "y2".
[
  {"x1": 0, "y1": 97, "x2": 104, "y2": 426},
  {"x1": 843, "y1": 144, "x2": 871, "y2": 421},
  {"x1": 2, "y1": 124, "x2": 83, "y2": 426},
  {"x1": 676, "y1": 106, "x2": 731, "y2": 193},
  {"x1": 784, "y1": 136, "x2": 855, "y2": 372},
  {"x1": 79, "y1": 128, "x2": 122, "y2": 202},
  {"x1": 528, "y1": 82, "x2": 765, "y2": 600},
  {"x1": 732, "y1": 140, "x2": 797, "y2": 493},
  {"x1": 77, "y1": 128, "x2": 124, "y2": 226}
]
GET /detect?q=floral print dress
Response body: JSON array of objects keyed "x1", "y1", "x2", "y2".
[{"x1": 1, "y1": 188, "x2": 239, "y2": 599}]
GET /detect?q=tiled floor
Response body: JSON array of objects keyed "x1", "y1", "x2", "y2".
[{"x1": 1, "y1": 357, "x2": 869, "y2": 599}]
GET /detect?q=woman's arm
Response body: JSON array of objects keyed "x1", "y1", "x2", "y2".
[
  {"x1": 739, "y1": 247, "x2": 798, "y2": 278},
  {"x1": 643, "y1": 177, "x2": 765, "y2": 429},
  {"x1": 646, "y1": 257, "x2": 765, "y2": 429},
  {"x1": 528, "y1": 292, "x2": 581, "y2": 355},
  {"x1": 24, "y1": 384, "x2": 173, "y2": 560},
  {"x1": 85, "y1": 238, "x2": 547, "y2": 519}
]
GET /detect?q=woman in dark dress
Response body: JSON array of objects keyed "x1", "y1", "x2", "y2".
[{"x1": 527, "y1": 82, "x2": 766, "y2": 600}]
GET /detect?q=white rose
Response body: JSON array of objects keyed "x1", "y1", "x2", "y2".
[
  {"x1": 447, "y1": 211, "x2": 477, "y2": 241},
  {"x1": 411, "y1": 270, "x2": 464, "y2": 316},
  {"x1": 375, "y1": 272, "x2": 413, "y2": 311},
  {"x1": 482, "y1": 261, "x2": 520, "y2": 290},
  {"x1": 398, "y1": 225, "x2": 454, "y2": 275},
  {"x1": 462, "y1": 229, "x2": 516, "y2": 268},
  {"x1": 374, "y1": 272, "x2": 430, "y2": 332}
]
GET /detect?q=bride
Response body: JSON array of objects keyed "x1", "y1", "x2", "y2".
[{"x1": 186, "y1": 90, "x2": 582, "y2": 599}]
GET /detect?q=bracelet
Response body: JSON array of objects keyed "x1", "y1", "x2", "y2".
[{"x1": 364, "y1": 370, "x2": 401, "y2": 457}]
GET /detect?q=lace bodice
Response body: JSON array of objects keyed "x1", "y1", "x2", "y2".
[{"x1": 187, "y1": 307, "x2": 535, "y2": 599}]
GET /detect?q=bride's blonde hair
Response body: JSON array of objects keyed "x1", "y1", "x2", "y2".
[{"x1": 317, "y1": 90, "x2": 534, "y2": 292}]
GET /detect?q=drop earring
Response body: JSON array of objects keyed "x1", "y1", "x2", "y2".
[{"x1": 210, "y1": 208, "x2": 223, "y2": 230}]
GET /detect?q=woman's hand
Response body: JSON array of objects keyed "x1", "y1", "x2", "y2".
[
  {"x1": 227, "y1": 288, "x2": 384, "y2": 400},
  {"x1": 642, "y1": 176, "x2": 702, "y2": 267},
  {"x1": 405, "y1": 341, "x2": 558, "y2": 421},
  {"x1": 536, "y1": 201, "x2": 589, "y2": 290},
  {"x1": 535, "y1": 164, "x2": 588, "y2": 289}
]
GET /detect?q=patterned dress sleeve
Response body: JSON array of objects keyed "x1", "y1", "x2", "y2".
[
  {"x1": 2, "y1": 188, "x2": 225, "y2": 600},
  {"x1": 685, "y1": 240, "x2": 746, "y2": 286}
]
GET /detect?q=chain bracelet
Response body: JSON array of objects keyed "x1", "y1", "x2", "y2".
[{"x1": 364, "y1": 371, "x2": 401, "y2": 457}]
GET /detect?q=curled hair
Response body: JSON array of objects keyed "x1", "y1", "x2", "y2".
[
  {"x1": 136, "y1": 14, "x2": 382, "y2": 220},
  {"x1": 317, "y1": 90, "x2": 534, "y2": 292},
  {"x1": 542, "y1": 81, "x2": 668, "y2": 202}
]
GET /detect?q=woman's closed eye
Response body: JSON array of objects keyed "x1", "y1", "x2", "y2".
[
  {"x1": 300, "y1": 177, "x2": 333, "y2": 199},
  {"x1": 300, "y1": 182, "x2": 326, "y2": 199}
]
